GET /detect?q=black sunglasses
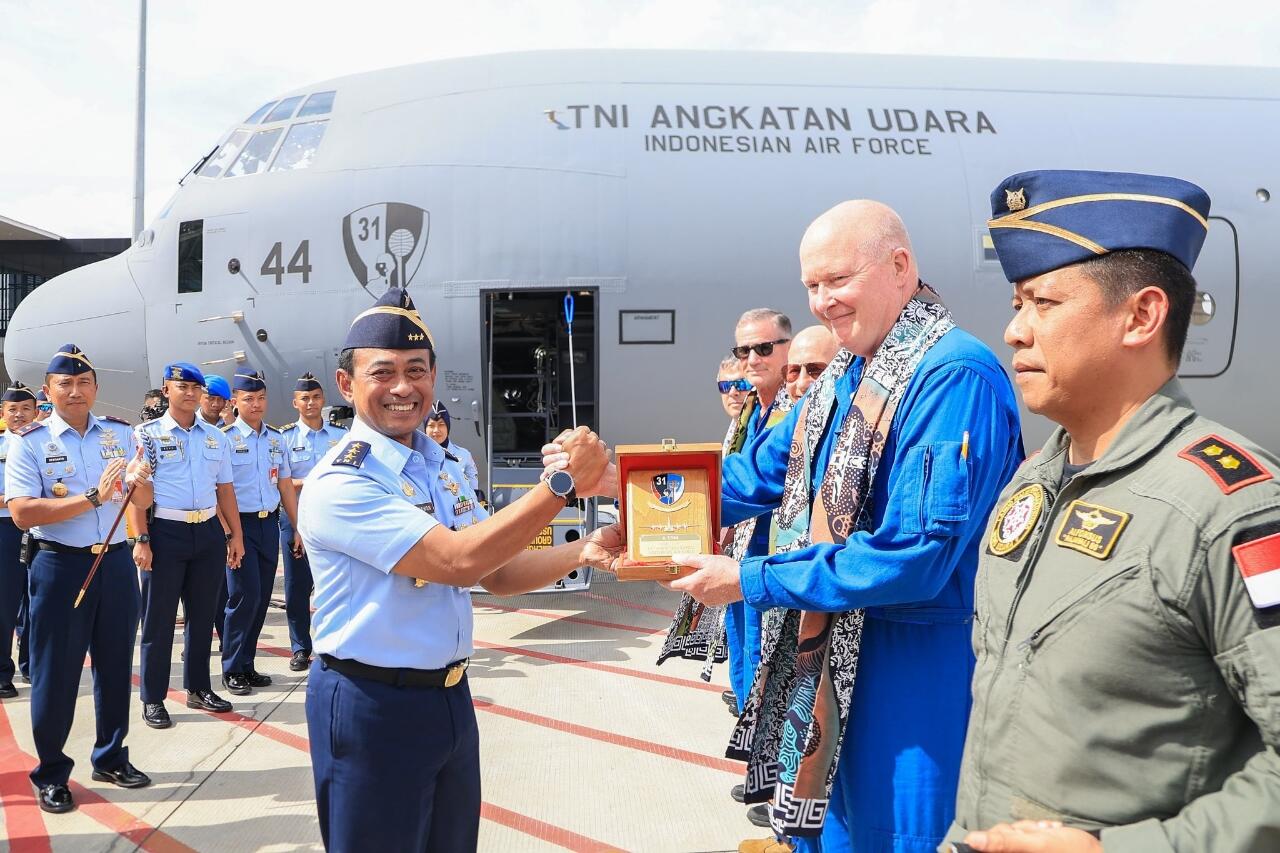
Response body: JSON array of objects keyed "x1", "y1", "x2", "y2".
[
  {"x1": 717, "y1": 378, "x2": 752, "y2": 394},
  {"x1": 731, "y1": 338, "x2": 790, "y2": 360}
]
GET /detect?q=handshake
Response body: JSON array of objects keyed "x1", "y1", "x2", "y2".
[{"x1": 541, "y1": 427, "x2": 620, "y2": 499}]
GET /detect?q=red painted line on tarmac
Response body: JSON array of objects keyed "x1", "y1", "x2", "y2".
[
  {"x1": 475, "y1": 601, "x2": 666, "y2": 635},
  {"x1": 580, "y1": 590, "x2": 676, "y2": 618},
  {"x1": 128, "y1": 674, "x2": 311, "y2": 754},
  {"x1": 474, "y1": 640, "x2": 723, "y2": 693},
  {"x1": 67, "y1": 781, "x2": 199, "y2": 853},
  {"x1": 480, "y1": 802, "x2": 623, "y2": 853},
  {"x1": 0, "y1": 699, "x2": 52, "y2": 853}
]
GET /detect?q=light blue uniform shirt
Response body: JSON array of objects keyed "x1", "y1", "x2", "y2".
[
  {"x1": 445, "y1": 440, "x2": 479, "y2": 492},
  {"x1": 4, "y1": 411, "x2": 136, "y2": 547},
  {"x1": 225, "y1": 418, "x2": 291, "y2": 513},
  {"x1": 281, "y1": 420, "x2": 348, "y2": 481},
  {"x1": 0, "y1": 433, "x2": 13, "y2": 519},
  {"x1": 298, "y1": 418, "x2": 488, "y2": 670},
  {"x1": 137, "y1": 411, "x2": 234, "y2": 510}
]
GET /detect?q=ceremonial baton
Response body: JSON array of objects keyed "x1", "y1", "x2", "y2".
[{"x1": 73, "y1": 443, "x2": 147, "y2": 609}]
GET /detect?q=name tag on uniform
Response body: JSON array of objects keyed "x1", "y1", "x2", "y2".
[
  {"x1": 416, "y1": 501, "x2": 436, "y2": 514},
  {"x1": 45, "y1": 454, "x2": 68, "y2": 464},
  {"x1": 234, "y1": 447, "x2": 250, "y2": 454},
  {"x1": 1054, "y1": 500, "x2": 1131, "y2": 560}
]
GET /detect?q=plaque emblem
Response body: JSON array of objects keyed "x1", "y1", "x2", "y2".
[{"x1": 652, "y1": 473, "x2": 685, "y2": 505}]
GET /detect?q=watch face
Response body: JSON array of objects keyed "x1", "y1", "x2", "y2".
[{"x1": 548, "y1": 470, "x2": 573, "y2": 496}]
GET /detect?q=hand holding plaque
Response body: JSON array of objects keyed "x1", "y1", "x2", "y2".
[{"x1": 614, "y1": 440, "x2": 721, "y2": 581}]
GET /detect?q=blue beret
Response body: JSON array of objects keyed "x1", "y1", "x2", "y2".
[
  {"x1": 46, "y1": 344, "x2": 95, "y2": 376},
  {"x1": 426, "y1": 400, "x2": 450, "y2": 431},
  {"x1": 2, "y1": 381, "x2": 37, "y2": 403},
  {"x1": 343, "y1": 287, "x2": 435, "y2": 351},
  {"x1": 988, "y1": 170, "x2": 1211, "y2": 283},
  {"x1": 204, "y1": 375, "x2": 231, "y2": 399},
  {"x1": 295, "y1": 372, "x2": 322, "y2": 392},
  {"x1": 162, "y1": 362, "x2": 206, "y2": 386},
  {"x1": 233, "y1": 368, "x2": 267, "y2": 393}
]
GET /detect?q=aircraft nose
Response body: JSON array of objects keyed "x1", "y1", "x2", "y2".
[{"x1": 4, "y1": 253, "x2": 148, "y2": 419}]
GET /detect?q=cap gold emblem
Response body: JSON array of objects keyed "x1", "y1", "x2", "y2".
[{"x1": 1005, "y1": 188, "x2": 1027, "y2": 212}]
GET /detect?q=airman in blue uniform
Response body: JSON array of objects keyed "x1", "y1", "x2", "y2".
[
  {"x1": 423, "y1": 400, "x2": 479, "y2": 491},
  {"x1": 279, "y1": 371, "x2": 346, "y2": 671},
  {"x1": 129, "y1": 362, "x2": 243, "y2": 729},
  {"x1": 299, "y1": 286, "x2": 620, "y2": 852},
  {"x1": 220, "y1": 368, "x2": 300, "y2": 695},
  {"x1": 5, "y1": 345, "x2": 153, "y2": 813},
  {"x1": 0, "y1": 380, "x2": 38, "y2": 697}
]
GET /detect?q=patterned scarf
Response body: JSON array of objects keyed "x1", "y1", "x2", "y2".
[
  {"x1": 727, "y1": 287, "x2": 953, "y2": 837},
  {"x1": 658, "y1": 389, "x2": 791, "y2": 678}
]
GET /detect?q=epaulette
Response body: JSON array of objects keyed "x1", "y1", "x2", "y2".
[
  {"x1": 281, "y1": 422, "x2": 299, "y2": 432},
  {"x1": 221, "y1": 424, "x2": 234, "y2": 433},
  {"x1": 1178, "y1": 434, "x2": 1273, "y2": 495},
  {"x1": 333, "y1": 440, "x2": 370, "y2": 468},
  {"x1": 101, "y1": 415, "x2": 132, "y2": 426},
  {"x1": 14, "y1": 421, "x2": 45, "y2": 437},
  {"x1": 443, "y1": 449, "x2": 460, "y2": 463},
  {"x1": 265, "y1": 423, "x2": 283, "y2": 433}
]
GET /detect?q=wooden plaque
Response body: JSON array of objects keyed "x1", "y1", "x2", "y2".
[{"x1": 615, "y1": 440, "x2": 722, "y2": 581}]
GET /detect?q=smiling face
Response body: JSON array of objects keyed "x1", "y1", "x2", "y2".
[
  {"x1": 734, "y1": 318, "x2": 790, "y2": 397},
  {"x1": 424, "y1": 416, "x2": 449, "y2": 445},
  {"x1": 2, "y1": 400, "x2": 36, "y2": 433},
  {"x1": 337, "y1": 348, "x2": 435, "y2": 445}
]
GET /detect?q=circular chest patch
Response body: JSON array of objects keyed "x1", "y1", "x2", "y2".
[{"x1": 988, "y1": 484, "x2": 1045, "y2": 556}]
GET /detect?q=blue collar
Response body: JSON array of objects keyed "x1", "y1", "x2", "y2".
[
  {"x1": 347, "y1": 418, "x2": 443, "y2": 475},
  {"x1": 44, "y1": 409, "x2": 104, "y2": 439}
]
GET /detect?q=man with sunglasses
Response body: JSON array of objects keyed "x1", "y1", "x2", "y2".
[
  {"x1": 717, "y1": 357, "x2": 751, "y2": 420},
  {"x1": 784, "y1": 326, "x2": 838, "y2": 403}
]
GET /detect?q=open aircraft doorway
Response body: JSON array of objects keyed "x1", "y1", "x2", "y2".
[{"x1": 482, "y1": 288, "x2": 603, "y2": 592}]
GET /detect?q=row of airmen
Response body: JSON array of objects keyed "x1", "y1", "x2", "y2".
[{"x1": 0, "y1": 350, "x2": 468, "y2": 815}]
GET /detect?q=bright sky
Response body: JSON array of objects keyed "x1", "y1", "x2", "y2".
[{"x1": 2, "y1": 0, "x2": 1277, "y2": 237}]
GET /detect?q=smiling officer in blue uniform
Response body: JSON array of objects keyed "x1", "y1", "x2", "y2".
[
  {"x1": 279, "y1": 372, "x2": 346, "y2": 671},
  {"x1": 299, "y1": 286, "x2": 621, "y2": 852},
  {"x1": 0, "y1": 380, "x2": 39, "y2": 697},
  {"x1": 5, "y1": 345, "x2": 153, "y2": 813}
]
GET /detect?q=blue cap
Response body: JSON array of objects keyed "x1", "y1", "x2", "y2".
[
  {"x1": 46, "y1": 344, "x2": 95, "y2": 376},
  {"x1": 988, "y1": 170, "x2": 1211, "y2": 283},
  {"x1": 343, "y1": 287, "x2": 435, "y2": 351},
  {"x1": 204, "y1": 375, "x2": 231, "y2": 400},
  {"x1": 35, "y1": 390, "x2": 47, "y2": 403},
  {"x1": 2, "y1": 381, "x2": 37, "y2": 403},
  {"x1": 233, "y1": 368, "x2": 266, "y2": 393},
  {"x1": 295, "y1": 372, "x2": 322, "y2": 392},
  {"x1": 162, "y1": 361, "x2": 206, "y2": 385},
  {"x1": 426, "y1": 400, "x2": 450, "y2": 431}
]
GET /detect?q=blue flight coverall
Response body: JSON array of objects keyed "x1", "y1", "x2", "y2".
[
  {"x1": 279, "y1": 419, "x2": 347, "y2": 655},
  {"x1": 300, "y1": 420, "x2": 487, "y2": 852},
  {"x1": 5, "y1": 412, "x2": 140, "y2": 788},
  {"x1": 723, "y1": 329, "x2": 1022, "y2": 853}
]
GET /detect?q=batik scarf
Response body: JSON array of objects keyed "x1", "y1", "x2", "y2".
[
  {"x1": 657, "y1": 389, "x2": 791, "y2": 678},
  {"x1": 727, "y1": 287, "x2": 953, "y2": 837}
]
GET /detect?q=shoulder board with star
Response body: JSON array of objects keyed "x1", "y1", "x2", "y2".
[
  {"x1": 281, "y1": 422, "x2": 299, "y2": 432},
  {"x1": 101, "y1": 415, "x2": 132, "y2": 426},
  {"x1": 14, "y1": 421, "x2": 45, "y2": 437},
  {"x1": 443, "y1": 449, "x2": 460, "y2": 463},
  {"x1": 1178, "y1": 434, "x2": 1273, "y2": 495},
  {"x1": 221, "y1": 424, "x2": 234, "y2": 433},
  {"x1": 265, "y1": 423, "x2": 284, "y2": 433},
  {"x1": 333, "y1": 440, "x2": 370, "y2": 468}
]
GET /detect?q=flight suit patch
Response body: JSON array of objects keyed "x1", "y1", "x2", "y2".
[
  {"x1": 1178, "y1": 435, "x2": 1272, "y2": 494},
  {"x1": 1054, "y1": 500, "x2": 1131, "y2": 559},
  {"x1": 1232, "y1": 529, "x2": 1280, "y2": 609},
  {"x1": 987, "y1": 484, "x2": 1045, "y2": 557},
  {"x1": 333, "y1": 441, "x2": 370, "y2": 468}
]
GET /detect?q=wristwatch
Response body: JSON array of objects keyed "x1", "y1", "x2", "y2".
[
  {"x1": 84, "y1": 487, "x2": 102, "y2": 508},
  {"x1": 545, "y1": 470, "x2": 577, "y2": 506},
  {"x1": 135, "y1": 534, "x2": 151, "y2": 544}
]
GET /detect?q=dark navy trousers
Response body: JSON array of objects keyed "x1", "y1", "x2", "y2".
[
  {"x1": 222, "y1": 510, "x2": 279, "y2": 675},
  {"x1": 0, "y1": 517, "x2": 29, "y2": 682},
  {"x1": 306, "y1": 660, "x2": 481, "y2": 852},
  {"x1": 27, "y1": 547, "x2": 138, "y2": 787},
  {"x1": 279, "y1": 515, "x2": 312, "y2": 654},
  {"x1": 139, "y1": 517, "x2": 225, "y2": 702}
]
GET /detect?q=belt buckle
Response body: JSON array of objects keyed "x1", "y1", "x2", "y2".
[
  {"x1": 186, "y1": 510, "x2": 200, "y2": 524},
  {"x1": 90, "y1": 543, "x2": 105, "y2": 555},
  {"x1": 444, "y1": 661, "x2": 467, "y2": 688},
  {"x1": 257, "y1": 510, "x2": 268, "y2": 519}
]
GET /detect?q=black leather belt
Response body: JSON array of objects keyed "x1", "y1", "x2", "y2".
[
  {"x1": 35, "y1": 539, "x2": 128, "y2": 556},
  {"x1": 320, "y1": 654, "x2": 468, "y2": 688},
  {"x1": 240, "y1": 508, "x2": 279, "y2": 520}
]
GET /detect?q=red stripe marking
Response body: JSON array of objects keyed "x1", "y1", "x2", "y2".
[
  {"x1": 0, "y1": 699, "x2": 52, "y2": 853},
  {"x1": 480, "y1": 802, "x2": 623, "y2": 853},
  {"x1": 67, "y1": 781, "x2": 198, "y2": 853},
  {"x1": 473, "y1": 640, "x2": 723, "y2": 693},
  {"x1": 579, "y1": 590, "x2": 675, "y2": 618},
  {"x1": 476, "y1": 601, "x2": 665, "y2": 635},
  {"x1": 129, "y1": 674, "x2": 312, "y2": 753}
]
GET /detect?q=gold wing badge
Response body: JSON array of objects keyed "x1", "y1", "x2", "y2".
[{"x1": 1074, "y1": 508, "x2": 1118, "y2": 532}]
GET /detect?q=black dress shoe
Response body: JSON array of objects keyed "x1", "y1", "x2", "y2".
[
  {"x1": 186, "y1": 689, "x2": 233, "y2": 713},
  {"x1": 222, "y1": 673, "x2": 251, "y2": 695},
  {"x1": 747, "y1": 803, "x2": 772, "y2": 828},
  {"x1": 91, "y1": 763, "x2": 151, "y2": 789},
  {"x1": 289, "y1": 650, "x2": 311, "y2": 672},
  {"x1": 731, "y1": 783, "x2": 746, "y2": 803},
  {"x1": 37, "y1": 783, "x2": 74, "y2": 813},
  {"x1": 0, "y1": 682, "x2": 17, "y2": 699},
  {"x1": 244, "y1": 669, "x2": 272, "y2": 687},
  {"x1": 142, "y1": 702, "x2": 173, "y2": 729}
]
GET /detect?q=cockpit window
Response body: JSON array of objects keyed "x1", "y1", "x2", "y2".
[
  {"x1": 270, "y1": 120, "x2": 328, "y2": 172},
  {"x1": 264, "y1": 96, "x2": 303, "y2": 123},
  {"x1": 197, "y1": 129, "x2": 249, "y2": 178},
  {"x1": 297, "y1": 91, "x2": 336, "y2": 117},
  {"x1": 245, "y1": 101, "x2": 276, "y2": 124},
  {"x1": 225, "y1": 127, "x2": 283, "y2": 178}
]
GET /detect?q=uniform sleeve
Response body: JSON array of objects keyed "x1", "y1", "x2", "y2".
[
  {"x1": 1101, "y1": 507, "x2": 1280, "y2": 853},
  {"x1": 739, "y1": 364, "x2": 1020, "y2": 612},
  {"x1": 216, "y1": 432, "x2": 233, "y2": 484},
  {"x1": 277, "y1": 435, "x2": 292, "y2": 479},
  {"x1": 300, "y1": 472, "x2": 438, "y2": 573},
  {"x1": 464, "y1": 453, "x2": 479, "y2": 491},
  {"x1": 721, "y1": 402, "x2": 800, "y2": 526},
  {"x1": 4, "y1": 435, "x2": 42, "y2": 500}
]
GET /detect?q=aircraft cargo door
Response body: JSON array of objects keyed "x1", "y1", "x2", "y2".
[{"x1": 1179, "y1": 216, "x2": 1239, "y2": 378}]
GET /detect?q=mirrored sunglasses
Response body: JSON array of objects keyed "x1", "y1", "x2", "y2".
[{"x1": 717, "y1": 378, "x2": 752, "y2": 394}]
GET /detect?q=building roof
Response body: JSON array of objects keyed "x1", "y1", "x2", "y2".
[{"x1": 0, "y1": 215, "x2": 60, "y2": 241}]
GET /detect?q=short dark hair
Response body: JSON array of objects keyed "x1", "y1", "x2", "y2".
[
  {"x1": 1077, "y1": 249, "x2": 1195, "y2": 363},
  {"x1": 338, "y1": 347, "x2": 436, "y2": 374},
  {"x1": 144, "y1": 388, "x2": 163, "y2": 400}
]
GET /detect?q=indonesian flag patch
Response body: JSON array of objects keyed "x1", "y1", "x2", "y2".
[{"x1": 1233, "y1": 531, "x2": 1280, "y2": 608}]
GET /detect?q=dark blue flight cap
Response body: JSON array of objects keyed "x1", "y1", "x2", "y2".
[
  {"x1": 295, "y1": 372, "x2": 322, "y2": 392},
  {"x1": 47, "y1": 344, "x2": 95, "y2": 376},
  {"x1": 162, "y1": 361, "x2": 206, "y2": 385},
  {"x1": 35, "y1": 390, "x2": 47, "y2": 403},
  {"x1": 233, "y1": 368, "x2": 267, "y2": 393},
  {"x1": 988, "y1": 170, "x2": 1211, "y2": 282},
  {"x1": 2, "y1": 380, "x2": 37, "y2": 403},
  {"x1": 426, "y1": 400, "x2": 450, "y2": 430},
  {"x1": 343, "y1": 287, "x2": 435, "y2": 351}
]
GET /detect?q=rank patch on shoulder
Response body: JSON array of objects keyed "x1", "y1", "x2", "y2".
[
  {"x1": 1178, "y1": 435, "x2": 1272, "y2": 494},
  {"x1": 988, "y1": 484, "x2": 1045, "y2": 557},
  {"x1": 1054, "y1": 500, "x2": 1131, "y2": 560},
  {"x1": 1232, "y1": 530, "x2": 1280, "y2": 608},
  {"x1": 333, "y1": 441, "x2": 370, "y2": 468}
]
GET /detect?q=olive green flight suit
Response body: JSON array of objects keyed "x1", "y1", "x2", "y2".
[{"x1": 942, "y1": 380, "x2": 1280, "y2": 852}]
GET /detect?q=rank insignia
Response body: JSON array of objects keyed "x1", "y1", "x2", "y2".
[
  {"x1": 1178, "y1": 435, "x2": 1272, "y2": 494},
  {"x1": 401, "y1": 480, "x2": 415, "y2": 497},
  {"x1": 453, "y1": 497, "x2": 474, "y2": 516},
  {"x1": 1054, "y1": 500, "x2": 1131, "y2": 559},
  {"x1": 988, "y1": 484, "x2": 1045, "y2": 557},
  {"x1": 333, "y1": 441, "x2": 370, "y2": 468}
]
